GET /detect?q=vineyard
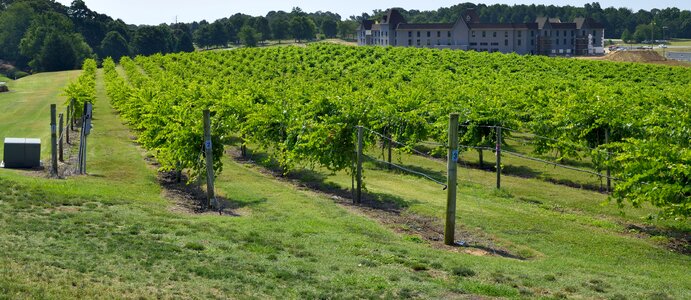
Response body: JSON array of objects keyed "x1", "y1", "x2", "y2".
[{"x1": 102, "y1": 44, "x2": 690, "y2": 217}]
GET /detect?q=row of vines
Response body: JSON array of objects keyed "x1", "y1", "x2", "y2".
[
  {"x1": 101, "y1": 44, "x2": 690, "y2": 217},
  {"x1": 63, "y1": 58, "x2": 97, "y2": 108}
]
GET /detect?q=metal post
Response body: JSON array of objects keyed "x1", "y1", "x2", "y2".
[
  {"x1": 356, "y1": 126, "x2": 364, "y2": 204},
  {"x1": 203, "y1": 109, "x2": 216, "y2": 209},
  {"x1": 445, "y1": 113, "x2": 459, "y2": 246},
  {"x1": 50, "y1": 104, "x2": 57, "y2": 176},
  {"x1": 58, "y1": 113, "x2": 64, "y2": 162},
  {"x1": 605, "y1": 128, "x2": 611, "y2": 193},
  {"x1": 496, "y1": 126, "x2": 502, "y2": 189}
]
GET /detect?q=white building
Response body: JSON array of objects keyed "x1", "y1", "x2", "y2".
[{"x1": 358, "y1": 9, "x2": 605, "y2": 56}]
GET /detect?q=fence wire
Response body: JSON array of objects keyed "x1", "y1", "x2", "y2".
[{"x1": 362, "y1": 154, "x2": 448, "y2": 189}]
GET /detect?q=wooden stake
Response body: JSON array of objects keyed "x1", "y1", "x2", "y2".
[
  {"x1": 445, "y1": 113, "x2": 459, "y2": 246},
  {"x1": 356, "y1": 126, "x2": 364, "y2": 204},
  {"x1": 203, "y1": 109, "x2": 216, "y2": 209},
  {"x1": 50, "y1": 104, "x2": 57, "y2": 176},
  {"x1": 605, "y1": 128, "x2": 611, "y2": 193},
  {"x1": 58, "y1": 113, "x2": 64, "y2": 162},
  {"x1": 496, "y1": 126, "x2": 502, "y2": 189},
  {"x1": 66, "y1": 105, "x2": 70, "y2": 144}
]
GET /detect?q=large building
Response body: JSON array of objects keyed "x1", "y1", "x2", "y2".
[{"x1": 357, "y1": 9, "x2": 605, "y2": 56}]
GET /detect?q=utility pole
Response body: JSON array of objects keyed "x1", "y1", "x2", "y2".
[{"x1": 444, "y1": 113, "x2": 459, "y2": 246}]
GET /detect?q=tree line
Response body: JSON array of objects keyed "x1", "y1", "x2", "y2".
[
  {"x1": 0, "y1": 0, "x2": 358, "y2": 75},
  {"x1": 363, "y1": 2, "x2": 691, "y2": 41}
]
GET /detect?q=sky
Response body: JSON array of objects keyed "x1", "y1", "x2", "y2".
[{"x1": 54, "y1": 1, "x2": 691, "y2": 25}]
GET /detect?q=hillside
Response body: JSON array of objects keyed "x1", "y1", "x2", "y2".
[{"x1": 0, "y1": 58, "x2": 689, "y2": 298}]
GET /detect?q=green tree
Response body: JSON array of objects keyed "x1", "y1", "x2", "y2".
[
  {"x1": 0, "y1": 2, "x2": 35, "y2": 64},
  {"x1": 289, "y1": 15, "x2": 316, "y2": 42},
  {"x1": 621, "y1": 28, "x2": 632, "y2": 43},
  {"x1": 36, "y1": 32, "x2": 77, "y2": 71},
  {"x1": 269, "y1": 18, "x2": 289, "y2": 43},
  {"x1": 193, "y1": 23, "x2": 213, "y2": 49},
  {"x1": 238, "y1": 25, "x2": 259, "y2": 47},
  {"x1": 19, "y1": 12, "x2": 93, "y2": 72},
  {"x1": 173, "y1": 28, "x2": 195, "y2": 52},
  {"x1": 321, "y1": 19, "x2": 337, "y2": 38},
  {"x1": 337, "y1": 20, "x2": 358, "y2": 40},
  {"x1": 251, "y1": 16, "x2": 271, "y2": 42},
  {"x1": 100, "y1": 31, "x2": 129, "y2": 62},
  {"x1": 133, "y1": 25, "x2": 171, "y2": 55}
]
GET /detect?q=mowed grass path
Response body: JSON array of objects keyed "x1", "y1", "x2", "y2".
[
  {"x1": 0, "y1": 71, "x2": 81, "y2": 158},
  {"x1": 0, "y1": 69, "x2": 689, "y2": 299}
]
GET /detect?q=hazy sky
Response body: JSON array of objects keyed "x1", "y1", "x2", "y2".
[{"x1": 54, "y1": 1, "x2": 691, "y2": 25}]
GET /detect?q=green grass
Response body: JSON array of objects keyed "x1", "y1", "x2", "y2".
[
  {"x1": 0, "y1": 70, "x2": 81, "y2": 159},
  {"x1": 0, "y1": 69, "x2": 689, "y2": 299}
]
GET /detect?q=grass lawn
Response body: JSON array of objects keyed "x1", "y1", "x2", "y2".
[
  {"x1": 0, "y1": 70, "x2": 81, "y2": 159},
  {"x1": 0, "y1": 69, "x2": 688, "y2": 299}
]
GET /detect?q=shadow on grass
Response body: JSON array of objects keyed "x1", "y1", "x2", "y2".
[
  {"x1": 229, "y1": 147, "x2": 416, "y2": 212},
  {"x1": 158, "y1": 170, "x2": 264, "y2": 216},
  {"x1": 625, "y1": 224, "x2": 690, "y2": 255}
]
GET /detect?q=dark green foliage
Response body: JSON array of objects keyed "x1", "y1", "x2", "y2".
[
  {"x1": 238, "y1": 25, "x2": 259, "y2": 47},
  {"x1": 100, "y1": 31, "x2": 129, "y2": 62},
  {"x1": 132, "y1": 25, "x2": 171, "y2": 56},
  {"x1": 289, "y1": 15, "x2": 316, "y2": 41},
  {"x1": 0, "y1": 2, "x2": 35, "y2": 63},
  {"x1": 18, "y1": 12, "x2": 93, "y2": 72},
  {"x1": 451, "y1": 266, "x2": 476, "y2": 277},
  {"x1": 320, "y1": 19, "x2": 337, "y2": 38}
]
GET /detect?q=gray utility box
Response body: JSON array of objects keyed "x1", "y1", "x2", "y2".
[{"x1": 3, "y1": 138, "x2": 41, "y2": 168}]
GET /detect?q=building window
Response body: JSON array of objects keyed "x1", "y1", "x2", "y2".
[
  {"x1": 571, "y1": 30, "x2": 574, "y2": 36},
  {"x1": 505, "y1": 31, "x2": 508, "y2": 38},
  {"x1": 556, "y1": 30, "x2": 559, "y2": 37},
  {"x1": 426, "y1": 39, "x2": 431, "y2": 46},
  {"x1": 518, "y1": 31, "x2": 522, "y2": 37},
  {"x1": 408, "y1": 31, "x2": 412, "y2": 37},
  {"x1": 556, "y1": 39, "x2": 559, "y2": 45},
  {"x1": 448, "y1": 31, "x2": 451, "y2": 37},
  {"x1": 491, "y1": 42, "x2": 499, "y2": 46},
  {"x1": 493, "y1": 31, "x2": 497, "y2": 38},
  {"x1": 417, "y1": 31, "x2": 420, "y2": 37},
  {"x1": 571, "y1": 39, "x2": 574, "y2": 45},
  {"x1": 530, "y1": 39, "x2": 534, "y2": 45},
  {"x1": 427, "y1": 31, "x2": 431, "y2": 37},
  {"x1": 593, "y1": 30, "x2": 596, "y2": 37},
  {"x1": 437, "y1": 31, "x2": 441, "y2": 37},
  {"x1": 417, "y1": 39, "x2": 420, "y2": 46},
  {"x1": 505, "y1": 39, "x2": 508, "y2": 46},
  {"x1": 531, "y1": 31, "x2": 534, "y2": 37},
  {"x1": 518, "y1": 39, "x2": 522, "y2": 46},
  {"x1": 470, "y1": 42, "x2": 477, "y2": 46},
  {"x1": 563, "y1": 30, "x2": 566, "y2": 36},
  {"x1": 482, "y1": 31, "x2": 486, "y2": 38},
  {"x1": 582, "y1": 30, "x2": 585, "y2": 36},
  {"x1": 480, "y1": 42, "x2": 488, "y2": 46},
  {"x1": 564, "y1": 39, "x2": 567, "y2": 45},
  {"x1": 472, "y1": 31, "x2": 475, "y2": 37},
  {"x1": 408, "y1": 39, "x2": 412, "y2": 46}
]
